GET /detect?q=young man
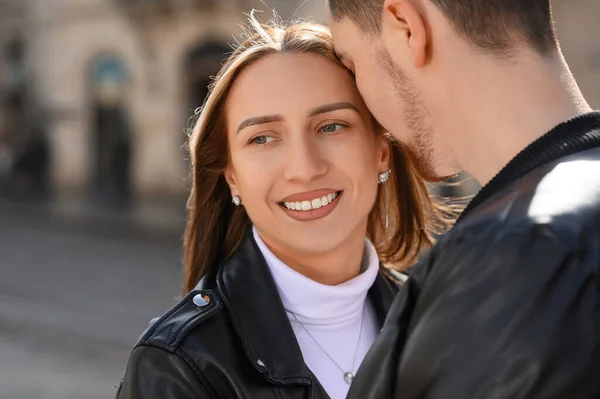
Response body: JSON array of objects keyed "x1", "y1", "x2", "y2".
[{"x1": 327, "y1": 0, "x2": 600, "y2": 398}]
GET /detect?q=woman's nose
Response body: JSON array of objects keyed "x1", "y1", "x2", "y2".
[{"x1": 283, "y1": 136, "x2": 328, "y2": 184}]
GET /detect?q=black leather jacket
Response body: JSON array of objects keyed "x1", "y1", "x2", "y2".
[
  {"x1": 115, "y1": 227, "x2": 402, "y2": 399},
  {"x1": 348, "y1": 112, "x2": 600, "y2": 399}
]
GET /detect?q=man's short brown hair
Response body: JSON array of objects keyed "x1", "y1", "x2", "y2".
[{"x1": 328, "y1": 0, "x2": 557, "y2": 56}]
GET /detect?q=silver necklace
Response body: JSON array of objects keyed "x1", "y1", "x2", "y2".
[{"x1": 287, "y1": 302, "x2": 366, "y2": 385}]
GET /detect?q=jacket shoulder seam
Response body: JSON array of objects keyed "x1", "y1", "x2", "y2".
[{"x1": 140, "y1": 289, "x2": 224, "y2": 351}]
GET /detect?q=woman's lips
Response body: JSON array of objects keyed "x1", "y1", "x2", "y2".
[{"x1": 278, "y1": 191, "x2": 343, "y2": 222}]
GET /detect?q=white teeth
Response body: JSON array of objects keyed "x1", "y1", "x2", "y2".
[{"x1": 282, "y1": 192, "x2": 340, "y2": 211}]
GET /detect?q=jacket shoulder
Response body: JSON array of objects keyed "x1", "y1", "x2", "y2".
[
  {"x1": 462, "y1": 149, "x2": 600, "y2": 241},
  {"x1": 139, "y1": 288, "x2": 223, "y2": 352}
]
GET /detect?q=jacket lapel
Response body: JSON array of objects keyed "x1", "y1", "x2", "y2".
[{"x1": 217, "y1": 226, "x2": 312, "y2": 385}]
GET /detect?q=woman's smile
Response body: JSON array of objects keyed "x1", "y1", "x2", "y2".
[{"x1": 278, "y1": 189, "x2": 343, "y2": 221}]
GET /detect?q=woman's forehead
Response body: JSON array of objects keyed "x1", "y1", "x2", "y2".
[{"x1": 225, "y1": 53, "x2": 364, "y2": 120}]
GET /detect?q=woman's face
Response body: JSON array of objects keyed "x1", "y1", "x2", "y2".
[{"x1": 225, "y1": 52, "x2": 389, "y2": 256}]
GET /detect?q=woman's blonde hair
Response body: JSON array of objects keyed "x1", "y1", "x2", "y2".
[{"x1": 183, "y1": 13, "x2": 451, "y2": 293}]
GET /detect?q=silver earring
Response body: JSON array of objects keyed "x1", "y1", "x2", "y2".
[
  {"x1": 378, "y1": 170, "x2": 391, "y2": 229},
  {"x1": 232, "y1": 195, "x2": 241, "y2": 206},
  {"x1": 378, "y1": 170, "x2": 391, "y2": 184}
]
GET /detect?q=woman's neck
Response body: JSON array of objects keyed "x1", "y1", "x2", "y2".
[
  {"x1": 254, "y1": 225, "x2": 367, "y2": 286},
  {"x1": 253, "y1": 224, "x2": 380, "y2": 325}
]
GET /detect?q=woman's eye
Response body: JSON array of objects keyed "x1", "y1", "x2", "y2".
[
  {"x1": 250, "y1": 135, "x2": 275, "y2": 145},
  {"x1": 320, "y1": 123, "x2": 345, "y2": 134}
]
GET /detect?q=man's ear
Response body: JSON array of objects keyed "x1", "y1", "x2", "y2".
[{"x1": 382, "y1": 0, "x2": 428, "y2": 67}]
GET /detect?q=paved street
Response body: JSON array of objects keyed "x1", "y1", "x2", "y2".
[{"x1": 0, "y1": 211, "x2": 183, "y2": 399}]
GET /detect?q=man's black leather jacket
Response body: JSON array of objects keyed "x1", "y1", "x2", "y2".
[{"x1": 347, "y1": 112, "x2": 600, "y2": 398}]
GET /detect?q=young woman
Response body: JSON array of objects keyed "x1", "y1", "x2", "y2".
[{"x1": 116, "y1": 16, "x2": 447, "y2": 399}]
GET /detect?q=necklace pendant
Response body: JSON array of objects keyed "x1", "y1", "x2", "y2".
[{"x1": 344, "y1": 371, "x2": 355, "y2": 385}]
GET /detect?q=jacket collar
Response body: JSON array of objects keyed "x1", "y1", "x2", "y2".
[
  {"x1": 214, "y1": 225, "x2": 399, "y2": 385},
  {"x1": 459, "y1": 111, "x2": 600, "y2": 223}
]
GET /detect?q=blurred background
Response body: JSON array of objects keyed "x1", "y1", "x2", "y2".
[{"x1": 0, "y1": 0, "x2": 598, "y2": 398}]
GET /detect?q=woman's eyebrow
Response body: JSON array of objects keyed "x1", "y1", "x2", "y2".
[
  {"x1": 237, "y1": 115, "x2": 284, "y2": 134},
  {"x1": 237, "y1": 102, "x2": 359, "y2": 134},
  {"x1": 308, "y1": 101, "x2": 360, "y2": 117}
]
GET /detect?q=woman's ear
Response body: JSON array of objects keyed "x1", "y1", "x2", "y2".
[
  {"x1": 224, "y1": 164, "x2": 239, "y2": 197},
  {"x1": 377, "y1": 134, "x2": 392, "y2": 173}
]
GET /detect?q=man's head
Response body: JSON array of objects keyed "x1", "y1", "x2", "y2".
[{"x1": 326, "y1": 0, "x2": 558, "y2": 180}]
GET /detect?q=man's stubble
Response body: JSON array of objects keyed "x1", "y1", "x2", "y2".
[{"x1": 376, "y1": 47, "x2": 445, "y2": 182}]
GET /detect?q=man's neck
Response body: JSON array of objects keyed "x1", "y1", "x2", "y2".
[{"x1": 445, "y1": 49, "x2": 592, "y2": 186}]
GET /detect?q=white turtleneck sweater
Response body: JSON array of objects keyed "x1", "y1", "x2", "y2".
[{"x1": 252, "y1": 227, "x2": 380, "y2": 399}]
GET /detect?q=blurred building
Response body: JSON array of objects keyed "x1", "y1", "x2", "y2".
[
  {"x1": 0, "y1": 0, "x2": 598, "y2": 204},
  {"x1": 0, "y1": 0, "x2": 325, "y2": 206}
]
